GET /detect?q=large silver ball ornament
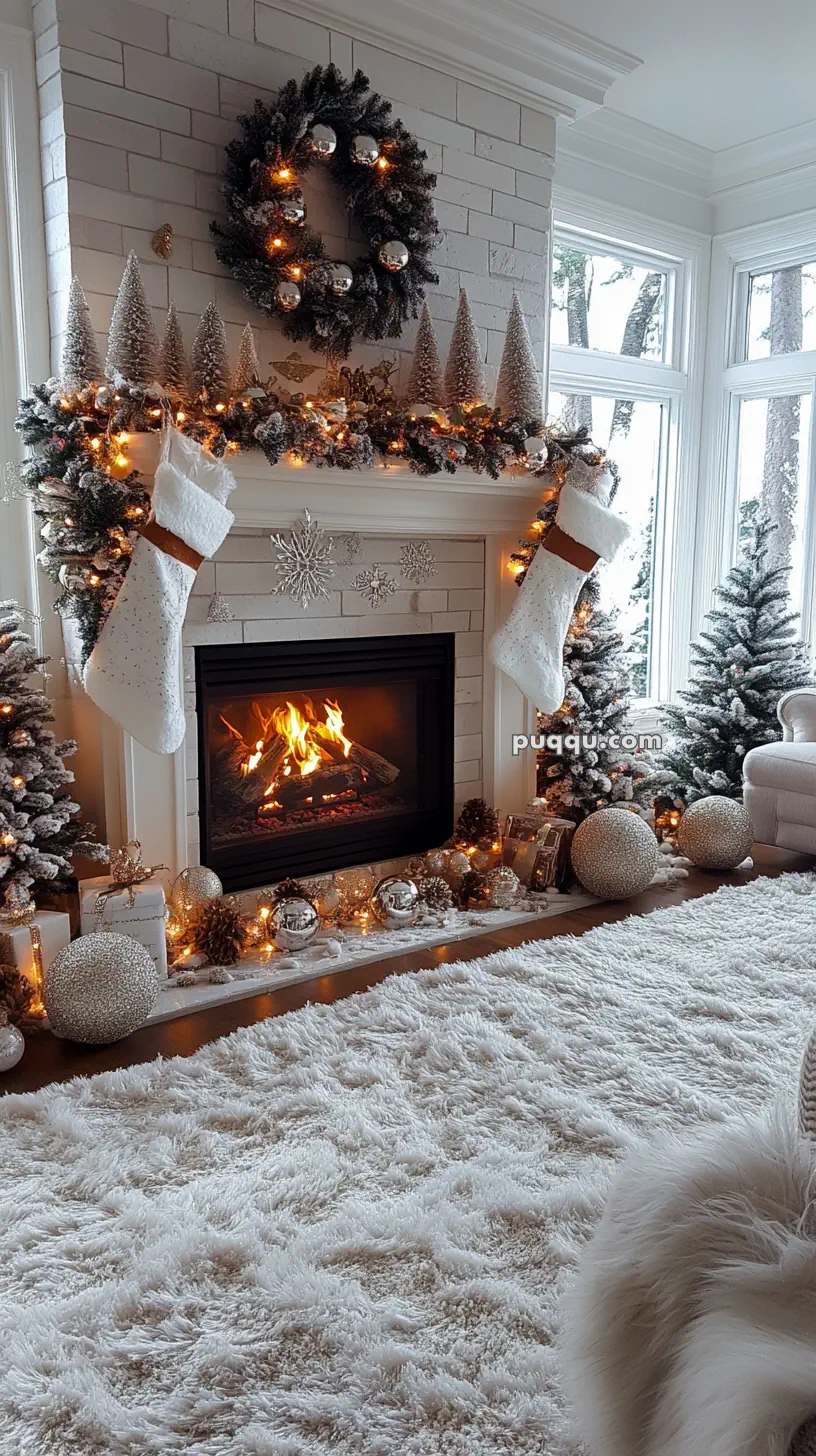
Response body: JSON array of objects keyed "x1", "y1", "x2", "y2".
[
  {"x1": 523, "y1": 436, "x2": 548, "y2": 467},
  {"x1": 311, "y1": 123, "x2": 337, "y2": 157},
  {"x1": 379, "y1": 239, "x2": 409, "y2": 272},
  {"x1": 571, "y1": 808, "x2": 658, "y2": 900},
  {"x1": 441, "y1": 849, "x2": 470, "y2": 891},
  {"x1": 351, "y1": 134, "x2": 380, "y2": 165},
  {"x1": 280, "y1": 189, "x2": 306, "y2": 224},
  {"x1": 327, "y1": 263, "x2": 354, "y2": 296},
  {"x1": 483, "y1": 865, "x2": 521, "y2": 908},
  {"x1": 270, "y1": 896, "x2": 319, "y2": 951},
  {"x1": 276, "y1": 279, "x2": 302, "y2": 311},
  {"x1": 676, "y1": 797, "x2": 754, "y2": 870},
  {"x1": 372, "y1": 876, "x2": 420, "y2": 929},
  {"x1": 44, "y1": 932, "x2": 159, "y2": 1043},
  {"x1": 0, "y1": 1015, "x2": 24, "y2": 1072},
  {"x1": 169, "y1": 866, "x2": 223, "y2": 927}
]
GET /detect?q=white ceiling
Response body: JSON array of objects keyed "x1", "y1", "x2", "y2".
[{"x1": 543, "y1": 0, "x2": 816, "y2": 152}]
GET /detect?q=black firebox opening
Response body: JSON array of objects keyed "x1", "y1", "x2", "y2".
[{"x1": 196, "y1": 634, "x2": 455, "y2": 892}]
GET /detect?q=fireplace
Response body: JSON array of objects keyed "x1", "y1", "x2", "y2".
[{"x1": 196, "y1": 634, "x2": 456, "y2": 892}]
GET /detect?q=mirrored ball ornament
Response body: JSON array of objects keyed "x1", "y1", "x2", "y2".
[
  {"x1": 277, "y1": 279, "x2": 302, "y2": 311},
  {"x1": 327, "y1": 262, "x2": 354, "y2": 296},
  {"x1": 351, "y1": 134, "x2": 380, "y2": 165},
  {"x1": 372, "y1": 876, "x2": 420, "y2": 929},
  {"x1": 523, "y1": 436, "x2": 548, "y2": 467},
  {"x1": 311, "y1": 123, "x2": 337, "y2": 157},
  {"x1": 378, "y1": 240, "x2": 409, "y2": 272},
  {"x1": 270, "y1": 896, "x2": 319, "y2": 951},
  {"x1": 0, "y1": 1014, "x2": 24, "y2": 1072},
  {"x1": 280, "y1": 190, "x2": 306, "y2": 224}
]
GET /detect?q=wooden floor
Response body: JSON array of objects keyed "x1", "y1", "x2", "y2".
[{"x1": 1, "y1": 858, "x2": 791, "y2": 1096}]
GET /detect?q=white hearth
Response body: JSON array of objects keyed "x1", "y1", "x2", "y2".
[{"x1": 94, "y1": 453, "x2": 542, "y2": 882}]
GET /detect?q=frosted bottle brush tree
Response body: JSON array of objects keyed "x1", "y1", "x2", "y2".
[
  {"x1": 0, "y1": 602, "x2": 105, "y2": 914},
  {"x1": 105, "y1": 250, "x2": 159, "y2": 389},
  {"x1": 660, "y1": 511, "x2": 812, "y2": 802},
  {"x1": 159, "y1": 301, "x2": 192, "y2": 396},
  {"x1": 233, "y1": 323, "x2": 261, "y2": 393},
  {"x1": 404, "y1": 302, "x2": 444, "y2": 407},
  {"x1": 61, "y1": 277, "x2": 102, "y2": 393},
  {"x1": 444, "y1": 288, "x2": 485, "y2": 409},
  {"x1": 495, "y1": 293, "x2": 541, "y2": 425},
  {"x1": 192, "y1": 301, "x2": 232, "y2": 402}
]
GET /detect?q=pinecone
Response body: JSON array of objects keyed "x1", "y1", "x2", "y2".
[
  {"x1": 191, "y1": 898, "x2": 245, "y2": 966},
  {"x1": 459, "y1": 869, "x2": 490, "y2": 908},
  {"x1": 455, "y1": 797, "x2": 500, "y2": 849},
  {"x1": 416, "y1": 875, "x2": 454, "y2": 912},
  {"x1": 0, "y1": 963, "x2": 34, "y2": 1024},
  {"x1": 273, "y1": 878, "x2": 312, "y2": 903}
]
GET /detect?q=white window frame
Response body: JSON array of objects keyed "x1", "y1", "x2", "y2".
[
  {"x1": 548, "y1": 191, "x2": 709, "y2": 710},
  {"x1": 698, "y1": 209, "x2": 816, "y2": 655}
]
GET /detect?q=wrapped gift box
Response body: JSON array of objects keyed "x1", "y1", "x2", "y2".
[
  {"x1": 0, "y1": 909, "x2": 71, "y2": 999},
  {"x1": 80, "y1": 873, "x2": 168, "y2": 981}
]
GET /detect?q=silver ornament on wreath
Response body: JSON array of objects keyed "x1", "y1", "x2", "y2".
[
  {"x1": 311, "y1": 123, "x2": 337, "y2": 157},
  {"x1": 279, "y1": 189, "x2": 306, "y2": 224},
  {"x1": 571, "y1": 808, "x2": 658, "y2": 900},
  {"x1": 372, "y1": 876, "x2": 420, "y2": 929},
  {"x1": 676, "y1": 796, "x2": 753, "y2": 870},
  {"x1": 270, "y1": 896, "x2": 319, "y2": 950},
  {"x1": 327, "y1": 263, "x2": 353, "y2": 296},
  {"x1": 483, "y1": 865, "x2": 521, "y2": 908},
  {"x1": 351, "y1": 134, "x2": 380, "y2": 165},
  {"x1": 44, "y1": 932, "x2": 158, "y2": 1044},
  {"x1": 379, "y1": 240, "x2": 409, "y2": 272},
  {"x1": 277, "y1": 279, "x2": 301, "y2": 311}
]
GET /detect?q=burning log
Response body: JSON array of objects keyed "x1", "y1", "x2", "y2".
[
  {"x1": 348, "y1": 742, "x2": 400, "y2": 786},
  {"x1": 275, "y1": 762, "x2": 366, "y2": 810}
]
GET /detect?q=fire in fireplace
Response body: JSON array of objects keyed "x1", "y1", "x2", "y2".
[{"x1": 196, "y1": 635, "x2": 455, "y2": 891}]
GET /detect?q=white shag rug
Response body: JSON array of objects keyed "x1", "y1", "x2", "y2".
[{"x1": 2, "y1": 873, "x2": 815, "y2": 1455}]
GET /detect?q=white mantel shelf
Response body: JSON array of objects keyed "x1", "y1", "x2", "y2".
[{"x1": 226, "y1": 458, "x2": 544, "y2": 536}]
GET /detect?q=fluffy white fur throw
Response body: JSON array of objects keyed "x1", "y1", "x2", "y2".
[{"x1": 563, "y1": 1112, "x2": 816, "y2": 1456}]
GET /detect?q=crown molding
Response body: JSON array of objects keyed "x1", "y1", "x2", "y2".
[
  {"x1": 285, "y1": 0, "x2": 641, "y2": 119},
  {"x1": 558, "y1": 109, "x2": 713, "y2": 200}
]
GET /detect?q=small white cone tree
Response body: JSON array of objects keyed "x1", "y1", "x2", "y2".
[
  {"x1": 105, "y1": 251, "x2": 159, "y2": 389},
  {"x1": 404, "y1": 303, "x2": 444, "y2": 406},
  {"x1": 233, "y1": 323, "x2": 261, "y2": 392},
  {"x1": 192, "y1": 301, "x2": 231, "y2": 401},
  {"x1": 159, "y1": 301, "x2": 192, "y2": 395},
  {"x1": 495, "y1": 292, "x2": 541, "y2": 423},
  {"x1": 444, "y1": 288, "x2": 485, "y2": 409},
  {"x1": 61, "y1": 277, "x2": 103, "y2": 392}
]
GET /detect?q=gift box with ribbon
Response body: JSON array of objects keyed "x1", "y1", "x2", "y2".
[
  {"x1": 79, "y1": 842, "x2": 168, "y2": 981},
  {"x1": 0, "y1": 907, "x2": 71, "y2": 1012}
]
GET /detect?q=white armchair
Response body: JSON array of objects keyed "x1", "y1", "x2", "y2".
[{"x1": 743, "y1": 689, "x2": 816, "y2": 854}]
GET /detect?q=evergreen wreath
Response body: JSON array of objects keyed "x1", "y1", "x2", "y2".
[{"x1": 211, "y1": 64, "x2": 439, "y2": 358}]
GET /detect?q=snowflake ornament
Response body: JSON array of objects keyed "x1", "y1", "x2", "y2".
[
  {"x1": 271, "y1": 509, "x2": 335, "y2": 609},
  {"x1": 353, "y1": 564, "x2": 397, "y2": 609},
  {"x1": 340, "y1": 532, "x2": 361, "y2": 563},
  {"x1": 400, "y1": 539, "x2": 437, "y2": 585}
]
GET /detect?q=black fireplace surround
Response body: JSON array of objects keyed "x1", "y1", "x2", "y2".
[{"x1": 196, "y1": 633, "x2": 455, "y2": 893}]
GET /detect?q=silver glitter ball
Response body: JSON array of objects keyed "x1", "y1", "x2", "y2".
[
  {"x1": 523, "y1": 436, "x2": 548, "y2": 467},
  {"x1": 311, "y1": 123, "x2": 337, "y2": 157},
  {"x1": 280, "y1": 189, "x2": 305, "y2": 224},
  {"x1": 378, "y1": 239, "x2": 409, "y2": 272},
  {"x1": 276, "y1": 279, "x2": 302, "y2": 312},
  {"x1": 0, "y1": 1018, "x2": 24, "y2": 1072},
  {"x1": 676, "y1": 796, "x2": 754, "y2": 870},
  {"x1": 484, "y1": 865, "x2": 521, "y2": 908},
  {"x1": 169, "y1": 866, "x2": 223, "y2": 927},
  {"x1": 571, "y1": 808, "x2": 658, "y2": 900},
  {"x1": 371, "y1": 876, "x2": 420, "y2": 929},
  {"x1": 351, "y1": 133, "x2": 380, "y2": 165},
  {"x1": 327, "y1": 262, "x2": 353, "y2": 296},
  {"x1": 44, "y1": 932, "x2": 159, "y2": 1044},
  {"x1": 270, "y1": 896, "x2": 319, "y2": 950}
]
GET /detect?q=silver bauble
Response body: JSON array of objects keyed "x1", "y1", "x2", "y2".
[
  {"x1": 94, "y1": 384, "x2": 113, "y2": 409},
  {"x1": 441, "y1": 849, "x2": 470, "y2": 890},
  {"x1": 270, "y1": 896, "x2": 319, "y2": 950},
  {"x1": 44, "y1": 932, "x2": 158, "y2": 1043},
  {"x1": 311, "y1": 123, "x2": 337, "y2": 157},
  {"x1": 423, "y1": 848, "x2": 448, "y2": 876},
  {"x1": 571, "y1": 808, "x2": 658, "y2": 900},
  {"x1": 676, "y1": 797, "x2": 754, "y2": 870},
  {"x1": 379, "y1": 239, "x2": 409, "y2": 272},
  {"x1": 484, "y1": 865, "x2": 521, "y2": 908},
  {"x1": 276, "y1": 279, "x2": 302, "y2": 311},
  {"x1": 327, "y1": 263, "x2": 353, "y2": 296},
  {"x1": 523, "y1": 436, "x2": 548, "y2": 467},
  {"x1": 372, "y1": 876, "x2": 420, "y2": 929},
  {"x1": 280, "y1": 190, "x2": 306, "y2": 224},
  {"x1": 0, "y1": 1016, "x2": 24, "y2": 1072},
  {"x1": 169, "y1": 865, "x2": 223, "y2": 926},
  {"x1": 351, "y1": 134, "x2": 380, "y2": 165}
]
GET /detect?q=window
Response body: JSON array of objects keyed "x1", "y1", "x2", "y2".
[{"x1": 548, "y1": 211, "x2": 701, "y2": 705}]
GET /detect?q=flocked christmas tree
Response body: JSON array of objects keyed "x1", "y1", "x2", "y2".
[
  {"x1": 105, "y1": 251, "x2": 159, "y2": 389},
  {"x1": 660, "y1": 511, "x2": 812, "y2": 803},
  {"x1": 61, "y1": 277, "x2": 103, "y2": 393},
  {"x1": 444, "y1": 288, "x2": 485, "y2": 409},
  {"x1": 192, "y1": 301, "x2": 231, "y2": 402},
  {"x1": 0, "y1": 601, "x2": 105, "y2": 916},
  {"x1": 158, "y1": 301, "x2": 192, "y2": 395},
  {"x1": 404, "y1": 302, "x2": 444, "y2": 406},
  {"x1": 495, "y1": 293, "x2": 541, "y2": 423},
  {"x1": 233, "y1": 323, "x2": 261, "y2": 393}
]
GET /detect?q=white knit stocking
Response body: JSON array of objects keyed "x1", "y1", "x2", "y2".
[
  {"x1": 84, "y1": 428, "x2": 235, "y2": 755},
  {"x1": 489, "y1": 482, "x2": 630, "y2": 714}
]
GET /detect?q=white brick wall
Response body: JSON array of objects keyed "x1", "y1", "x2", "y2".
[
  {"x1": 34, "y1": 0, "x2": 555, "y2": 398},
  {"x1": 182, "y1": 531, "x2": 486, "y2": 861}
]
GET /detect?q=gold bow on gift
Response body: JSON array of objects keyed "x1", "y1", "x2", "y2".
[{"x1": 94, "y1": 840, "x2": 166, "y2": 925}]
